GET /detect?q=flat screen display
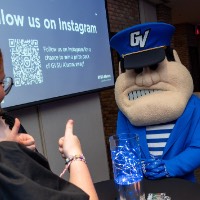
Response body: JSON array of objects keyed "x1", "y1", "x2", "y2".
[{"x1": 0, "y1": 0, "x2": 114, "y2": 109}]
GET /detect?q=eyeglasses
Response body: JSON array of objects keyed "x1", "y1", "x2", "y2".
[{"x1": 0, "y1": 77, "x2": 13, "y2": 95}]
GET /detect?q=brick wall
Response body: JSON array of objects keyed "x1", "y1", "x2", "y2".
[
  {"x1": 156, "y1": 4, "x2": 172, "y2": 24},
  {"x1": 173, "y1": 24, "x2": 190, "y2": 69},
  {"x1": 106, "y1": 0, "x2": 140, "y2": 32},
  {"x1": 173, "y1": 24, "x2": 200, "y2": 92}
]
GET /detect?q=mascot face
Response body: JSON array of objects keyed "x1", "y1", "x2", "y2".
[
  {"x1": 115, "y1": 51, "x2": 193, "y2": 126},
  {"x1": 111, "y1": 22, "x2": 194, "y2": 126}
]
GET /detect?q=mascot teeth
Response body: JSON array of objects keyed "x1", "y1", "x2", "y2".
[{"x1": 128, "y1": 89, "x2": 160, "y2": 100}]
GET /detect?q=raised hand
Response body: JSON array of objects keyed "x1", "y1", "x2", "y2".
[
  {"x1": 0, "y1": 117, "x2": 23, "y2": 141},
  {"x1": 11, "y1": 118, "x2": 36, "y2": 150},
  {"x1": 58, "y1": 119, "x2": 99, "y2": 200},
  {"x1": 58, "y1": 119, "x2": 82, "y2": 158},
  {"x1": 2, "y1": 118, "x2": 36, "y2": 150},
  {"x1": 2, "y1": 113, "x2": 27, "y2": 133}
]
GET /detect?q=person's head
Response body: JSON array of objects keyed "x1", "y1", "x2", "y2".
[
  {"x1": 0, "y1": 50, "x2": 5, "y2": 103},
  {"x1": 0, "y1": 50, "x2": 13, "y2": 105},
  {"x1": 110, "y1": 22, "x2": 193, "y2": 126}
]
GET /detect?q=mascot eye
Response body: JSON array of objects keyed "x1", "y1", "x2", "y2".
[
  {"x1": 149, "y1": 64, "x2": 158, "y2": 70},
  {"x1": 134, "y1": 68, "x2": 143, "y2": 74}
]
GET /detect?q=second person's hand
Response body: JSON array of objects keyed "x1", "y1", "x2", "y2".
[{"x1": 58, "y1": 119, "x2": 83, "y2": 158}]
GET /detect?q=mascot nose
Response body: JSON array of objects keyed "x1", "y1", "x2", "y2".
[{"x1": 135, "y1": 66, "x2": 160, "y2": 87}]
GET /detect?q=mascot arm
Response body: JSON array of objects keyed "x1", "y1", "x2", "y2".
[
  {"x1": 144, "y1": 125, "x2": 200, "y2": 179},
  {"x1": 164, "y1": 117, "x2": 200, "y2": 178},
  {"x1": 142, "y1": 146, "x2": 200, "y2": 179},
  {"x1": 116, "y1": 111, "x2": 130, "y2": 135},
  {"x1": 164, "y1": 147, "x2": 200, "y2": 177}
]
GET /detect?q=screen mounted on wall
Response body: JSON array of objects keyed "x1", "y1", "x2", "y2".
[{"x1": 0, "y1": 0, "x2": 114, "y2": 109}]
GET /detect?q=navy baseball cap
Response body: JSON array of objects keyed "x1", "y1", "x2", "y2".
[{"x1": 110, "y1": 22, "x2": 175, "y2": 69}]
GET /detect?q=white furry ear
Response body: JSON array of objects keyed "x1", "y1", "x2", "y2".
[{"x1": 173, "y1": 49, "x2": 182, "y2": 64}]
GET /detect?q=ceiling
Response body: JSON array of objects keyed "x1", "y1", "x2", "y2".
[{"x1": 148, "y1": 0, "x2": 200, "y2": 25}]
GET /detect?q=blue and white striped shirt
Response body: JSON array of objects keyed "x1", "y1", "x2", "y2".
[{"x1": 146, "y1": 122, "x2": 175, "y2": 157}]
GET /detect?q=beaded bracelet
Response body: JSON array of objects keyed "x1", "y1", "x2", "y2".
[
  {"x1": 60, "y1": 154, "x2": 86, "y2": 177},
  {"x1": 65, "y1": 154, "x2": 86, "y2": 165}
]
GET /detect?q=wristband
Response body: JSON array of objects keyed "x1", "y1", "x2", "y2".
[
  {"x1": 60, "y1": 154, "x2": 86, "y2": 177},
  {"x1": 65, "y1": 154, "x2": 86, "y2": 165}
]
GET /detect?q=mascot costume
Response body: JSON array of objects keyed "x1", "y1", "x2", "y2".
[{"x1": 110, "y1": 22, "x2": 200, "y2": 182}]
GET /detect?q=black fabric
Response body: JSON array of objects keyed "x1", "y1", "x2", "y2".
[{"x1": 0, "y1": 141, "x2": 89, "y2": 200}]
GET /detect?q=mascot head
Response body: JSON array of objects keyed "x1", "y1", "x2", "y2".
[{"x1": 110, "y1": 22, "x2": 194, "y2": 126}]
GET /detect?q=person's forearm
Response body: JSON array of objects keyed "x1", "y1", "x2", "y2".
[{"x1": 69, "y1": 161, "x2": 99, "y2": 200}]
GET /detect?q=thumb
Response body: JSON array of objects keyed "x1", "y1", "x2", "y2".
[
  {"x1": 64, "y1": 119, "x2": 74, "y2": 137},
  {"x1": 10, "y1": 118, "x2": 20, "y2": 140}
]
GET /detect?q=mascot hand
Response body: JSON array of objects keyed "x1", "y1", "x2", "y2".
[{"x1": 142, "y1": 158, "x2": 170, "y2": 179}]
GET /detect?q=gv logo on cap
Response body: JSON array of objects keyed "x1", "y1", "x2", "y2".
[{"x1": 130, "y1": 29, "x2": 150, "y2": 48}]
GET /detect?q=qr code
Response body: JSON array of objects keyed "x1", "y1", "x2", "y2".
[{"x1": 9, "y1": 39, "x2": 43, "y2": 86}]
